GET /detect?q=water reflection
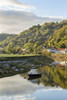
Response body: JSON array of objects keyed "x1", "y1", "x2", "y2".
[
  {"x1": 0, "y1": 74, "x2": 66, "y2": 100},
  {"x1": 21, "y1": 65, "x2": 67, "y2": 89},
  {"x1": 51, "y1": 61, "x2": 67, "y2": 67},
  {"x1": 0, "y1": 63, "x2": 67, "y2": 100}
]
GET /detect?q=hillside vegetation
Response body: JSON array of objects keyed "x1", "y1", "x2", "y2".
[
  {"x1": 0, "y1": 20, "x2": 67, "y2": 54},
  {"x1": 45, "y1": 25, "x2": 67, "y2": 48},
  {"x1": 0, "y1": 33, "x2": 17, "y2": 42}
]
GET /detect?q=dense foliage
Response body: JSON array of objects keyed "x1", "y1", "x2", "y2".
[
  {"x1": 0, "y1": 20, "x2": 67, "y2": 54},
  {"x1": 45, "y1": 25, "x2": 67, "y2": 48},
  {"x1": 0, "y1": 33, "x2": 17, "y2": 42}
]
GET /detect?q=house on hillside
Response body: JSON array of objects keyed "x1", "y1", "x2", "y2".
[
  {"x1": 50, "y1": 48, "x2": 56, "y2": 53},
  {"x1": 43, "y1": 47, "x2": 67, "y2": 54},
  {"x1": 46, "y1": 48, "x2": 56, "y2": 53},
  {"x1": 56, "y1": 48, "x2": 67, "y2": 54}
]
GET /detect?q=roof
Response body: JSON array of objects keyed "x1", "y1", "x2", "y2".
[{"x1": 56, "y1": 48, "x2": 65, "y2": 51}]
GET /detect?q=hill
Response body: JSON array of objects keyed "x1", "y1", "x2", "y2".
[
  {"x1": 0, "y1": 33, "x2": 17, "y2": 42},
  {"x1": 0, "y1": 20, "x2": 67, "y2": 53},
  {"x1": 45, "y1": 25, "x2": 67, "y2": 48}
]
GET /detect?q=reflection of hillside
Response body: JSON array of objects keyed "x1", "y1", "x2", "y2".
[
  {"x1": 37, "y1": 65, "x2": 67, "y2": 89},
  {"x1": 20, "y1": 65, "x2": 67, "y2": 89},
  {"x1": 21, "y1": 66, "x2": 67, "y2": 89},
  {"x1": 20, "y1": 69, "x2": 41, "y2": 85},
  {"x1": 51, "y1": 61, "x2": 67, "y2": 67}
]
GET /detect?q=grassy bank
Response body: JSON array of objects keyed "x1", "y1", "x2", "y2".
[
  {"x1": 0, "y1": 54, "x2": 39, "y2": 61},
  {"x1": 0, "y1": 54, "x2": 53, "y2": 63},
  {"x1": 52, "y1": 53, "x2": 67, "y2": 61},
  {"x1": 0, "y1": 54, "x2": 53, "y2": 78},
  {"x1": 0, "y1": 54, "x2": 53, "y2": 65}
]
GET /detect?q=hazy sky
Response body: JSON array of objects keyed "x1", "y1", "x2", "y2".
[{"x1": 0, "y1": 0, "x2": 66, "y2": 34}]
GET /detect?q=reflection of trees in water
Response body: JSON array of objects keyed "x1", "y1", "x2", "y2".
[
  {"x1": 20, "y1": 69, "x2": 41, "y2": 85},
  {"x1": 37, "y1": 65, "x2": 67, "y2": 89},
  {"x1": 19, "y1": 65, "x2": 67, "y2": 89},
  {"x1": 65, "y1": 66, "x2": 67, "y2": 84}
]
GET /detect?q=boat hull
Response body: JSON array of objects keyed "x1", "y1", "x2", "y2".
[
  {"x1": 28, "y1": 74, "x2": 41, "y2": 80},
  {"x1": 29, "y1": 74, "x2": 41, "y2": 77}
]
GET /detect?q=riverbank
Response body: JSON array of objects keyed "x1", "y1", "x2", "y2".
[
  {"x1": 51, "y1": 53, "x2": 67, "y2": 61},
  {"x1": 0, "y1": 54, "x2": 39, "y2": 60},
  {"x1": 0, "y1": 54, "x2": 53, "y2": 78}
]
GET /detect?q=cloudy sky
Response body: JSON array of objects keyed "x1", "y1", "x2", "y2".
[
  {"x1": 0, "y1": 0, "x2": 67, "y2": 34},
  {"x1": 0, "y1": 75, "x2": 66, "y2": 100}
]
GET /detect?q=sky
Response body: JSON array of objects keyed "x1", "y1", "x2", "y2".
[
  {"x1": 0, "y1": 0, "x2": 67, "y2": 34},
  {"x1": 19, "y1": 0, "x2": 67, "y2": 18},
  {"x1": 0, "y1": 75, "x2": 66, "y2": 100}
]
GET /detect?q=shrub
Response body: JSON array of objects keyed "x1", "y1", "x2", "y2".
[{"x1": 42, "y1": 49, "x2": 51, "y2": 57}]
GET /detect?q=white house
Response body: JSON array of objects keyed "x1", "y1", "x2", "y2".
[
  {"x1": 56, "y1": 48, "x2": 67, "y2": 54},
  {"x1": 46, "y1": 48, "x2": 56, "y2": 53},
  {"x1": 43, "y1": 47, "x2": 67, "y2": 54}
]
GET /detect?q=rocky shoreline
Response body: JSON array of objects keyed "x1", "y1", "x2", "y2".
[{"x1": 0, "y1": 56, "x2": 53, "y2": 78}]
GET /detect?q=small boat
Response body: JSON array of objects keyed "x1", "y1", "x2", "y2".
[
  {"x1": 28, "y1": 74, "x2": 41, "y2": 79},
  {"x1": 29, "y1": 74, "x2": 41, "y2": 77},
  {"x1": 28, "y1": 69, "x2": 41, "y2": 78}
]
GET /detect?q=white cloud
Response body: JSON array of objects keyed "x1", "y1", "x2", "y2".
[
  {"x1": 0, "y1": 10, "x2": 63, "y2": 34},
  {"x1": 42, "y1": 16, "x2": 66, "y2": 19},
  {"x1": 0, "y1": 0, "x2": 36, "y2": 12},
  {"x1": 0, "y1": 75, "x2": 63, "y2": 96},
  {"x1": 0, "y1": 75, "x2": 64, "y2": 100},
  {"x1": 0, "y1": 96, "x2": 36, "y2": 100},
  {"x1": 0, "y1": 0, "x2": 64, "y2": 34},
  {"x1": 0, "y1": 0, "x2": 65, "y2": 34}
]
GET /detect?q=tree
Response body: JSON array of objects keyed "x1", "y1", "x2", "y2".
[
  {"x1": 6, "y1": 42, "x2": 16, "y2": 54},
  {"x1": 34, "y1": 41, "x2": 40, "y2": 48},
  {"x1": 24, "y1": 43, "x2": 34, "y2": 53}
]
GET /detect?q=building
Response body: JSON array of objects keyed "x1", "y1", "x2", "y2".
[
  {"x1": 56, "y1": 48, "x2": 67, "y2": 54},
  {"x1": 43, "y1": 47, "x2": 67, "y2": 54}
]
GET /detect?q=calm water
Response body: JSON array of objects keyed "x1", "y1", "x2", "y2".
[{"x1": 0, "y1": 64, "x2": 67, "y2": 100}]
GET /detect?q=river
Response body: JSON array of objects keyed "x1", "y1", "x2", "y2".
[{"x1": 0, "y1": 61, "x2": 67, "y2": 100}]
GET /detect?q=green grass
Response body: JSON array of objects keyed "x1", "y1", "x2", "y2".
[
  {"x1": 0, "y1": 54, "x2": 39, "y2": 61},
  {"x1": 0, "y1": 54, "x2": 39, "y2": 57},
  {"x1": 0, "y1": 54, "x2": 53, "y2": 63}
]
